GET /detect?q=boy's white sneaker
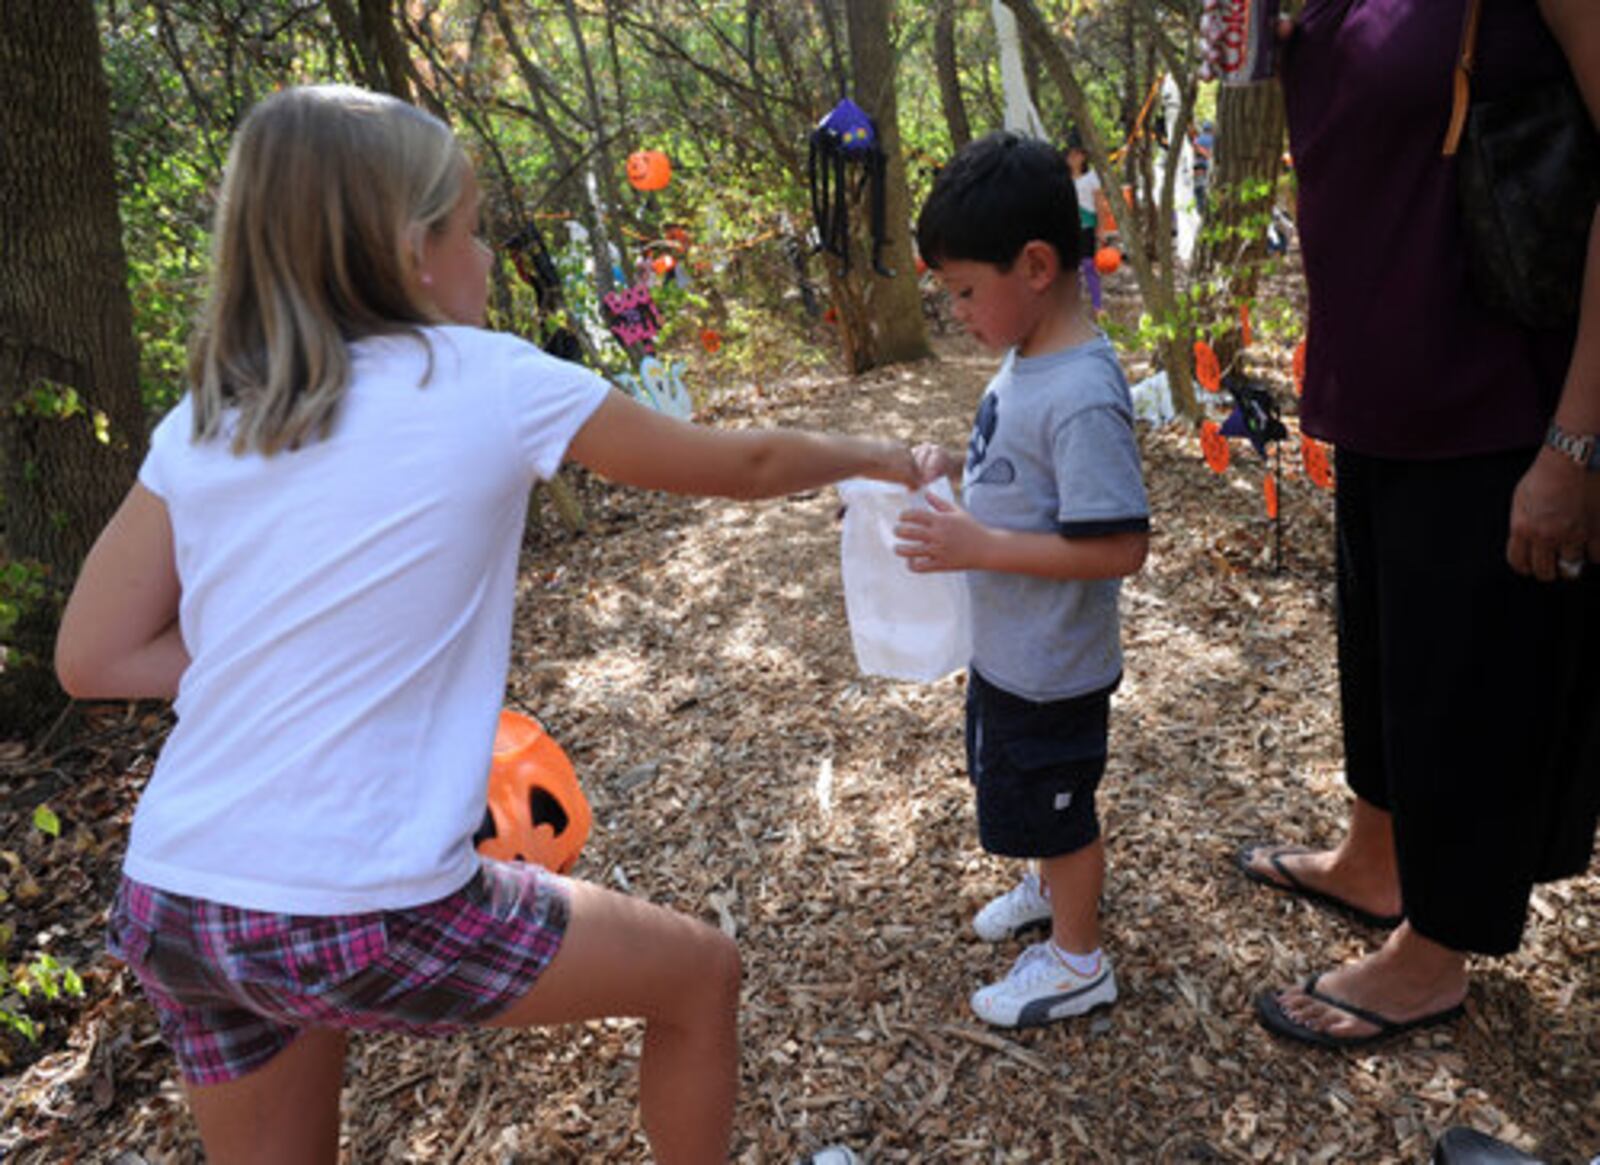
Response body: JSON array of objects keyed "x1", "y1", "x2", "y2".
[
  {"x1": 800, "y1": 1147, "x2": 861, "y2": 1165},
  {"x1": 971, "y1": 870, "x2": 1052, "y2": 941},
  {"x1": 970, "y1": 942, "x2": 1117, "y2": 1028}
]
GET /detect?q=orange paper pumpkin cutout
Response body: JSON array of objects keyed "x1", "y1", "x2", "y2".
[
  {"x1": 1263, "y1": 471, "x2": 1279, "y2": 519},
  {"x1": 626, "y1": 149, "x2": 672, "y2": 192},
  {"x1": 1093, "y1": 246, "x2": 1122, "y2": 275},
  {"x1": 1200, "y1": 419, "x2": 1230, "y2": 474},
  {"x1": 699, "y1": 328, "x2": 723, "y2": 354},
  {"x1": 1293, "y1": 338, "x2": 1308, "y2": 397},
  {"x1": 1302, "y1": 434, "x2": 1334, "y2": 491},
  {"x1": 476, "y1": 710, "x2": 591, "y2": 874},
  {"x1": 1194, "y1": 341, "x2": 1222, "y2": 393},
  {"x1": 1239, "y1": 303, "x2": 1253, "y2": 348}
]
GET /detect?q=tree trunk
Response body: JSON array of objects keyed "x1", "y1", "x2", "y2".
[
  {"x1": 1, "y1": 0, "x2": 146, "y2": 731},
  {"x1": 837, "y1": 0, "x2": 929, "y2": 373},
  {"x1": 933, "y1": 0, "x2": 971, "y2": 153},
  {"x1": 1196, "y1": 81, "x2": 1287, "y2": 370}
]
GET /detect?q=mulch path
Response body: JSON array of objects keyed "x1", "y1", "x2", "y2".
[{"x1": 2, "y1": 322, "x2": 1596, "y2": 1164}]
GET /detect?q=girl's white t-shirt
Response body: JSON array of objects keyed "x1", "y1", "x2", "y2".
[
  {"x1": 1073, "y1": 170, "x2": 1103, "y2": 229},
  {"x1": 128, "y1": 326, "x2": 609, "y2": 913}
]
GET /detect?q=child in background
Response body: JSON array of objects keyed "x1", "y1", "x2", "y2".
[
  {"x1": 56, "y1": 85, "x2": 917, "y2": 1164},
  {"x1": 1065, "y1": 130, "x2": 1110, "y2": 315},
  {"x1": 898, "y1": 132, "x2": 1149, "y2": 1029}
]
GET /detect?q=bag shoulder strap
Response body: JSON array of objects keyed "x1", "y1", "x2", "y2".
[{"x1": 1443, "y1": 0, "x2": 1484, "y2": 156}]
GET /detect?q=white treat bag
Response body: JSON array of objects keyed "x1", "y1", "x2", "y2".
[{"x1": 836, "y1": 478, "x2": 971, "y2": 683}]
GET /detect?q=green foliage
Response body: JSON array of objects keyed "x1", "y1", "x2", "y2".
[
  {"x1": 0, "y1": 560, "x2": 49, "y2": 647},
  {"x1": 31, "y1": 805, "x2": 61, "y2": 840},
  {"x1": 1, "y1": 954, "x2": 86, "y2": 1045}
]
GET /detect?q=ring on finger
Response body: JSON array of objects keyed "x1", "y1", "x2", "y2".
[{"x1": 1558, "y1": 557, "x2": 1584, "y2": 581}]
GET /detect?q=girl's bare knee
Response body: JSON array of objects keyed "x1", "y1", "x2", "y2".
[{"x1": 669, "y1": 926, "x2": 739, "y2": 1028}]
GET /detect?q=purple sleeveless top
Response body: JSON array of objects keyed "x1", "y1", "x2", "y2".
[{"x1": 1282, "y1": 0, "x2": 1577, "y2": 458}]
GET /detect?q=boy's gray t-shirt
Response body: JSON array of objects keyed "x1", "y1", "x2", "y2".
[{"x1": 961, "y1": 334, "x2": 1149, "y2": 702}]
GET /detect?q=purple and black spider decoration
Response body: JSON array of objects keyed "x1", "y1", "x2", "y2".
[{"x1": 808, "y1": 97, "x2": 893, "y2": 278}]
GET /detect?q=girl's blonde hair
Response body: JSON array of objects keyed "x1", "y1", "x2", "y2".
[{"x1": 190, "y1": 85, "x2": 466, "y2": 454}]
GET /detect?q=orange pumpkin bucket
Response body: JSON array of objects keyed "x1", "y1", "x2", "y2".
[{"x1": 475, "y1": 710, "x2": 591, "y2": 873}]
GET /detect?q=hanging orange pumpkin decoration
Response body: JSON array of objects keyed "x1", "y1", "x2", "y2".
[
  {"x1": 1194, "y1": 341, "x2": 1222, "y2": 393},
  {"x1": 1302, "y1": 433, "x2": 1334, "y2": 491},
  {"x1": 1263, "y1": 471, "x2": 1279, "y2": 519},
  {"x1": 1292, "y1": 337, "x2": 1307, "y2": 397},
  {"x1": 652, "y1": 253, "x2": 677, "y2": 276},
  {"x1": 1200, "y1": 419, "x2": 1230, "y2": 474},
  {"x1": 1239, "y1": 303, "x2": 1253, "y2": 348},
  {"x1": 1093, "y1": 246, "x2": 1122, "y2": 275},
  {"x1": 626, "y1": 149, "x2": 672, "y2": 192},
  {"x1": 700, "y1": 328, "x2": 723, "y2": 354},
  {"x1": 475, "y1": 710, "x2": 591, "y2": 874}
]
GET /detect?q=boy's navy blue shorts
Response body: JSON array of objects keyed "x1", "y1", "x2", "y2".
[{"x1": 965, "y1": 667, "x2": 1113, "y2": 859}]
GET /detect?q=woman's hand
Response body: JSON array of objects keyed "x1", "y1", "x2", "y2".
[
  {"x1": 894, "y1": 491, "x2": 989, "y2": 572},
  {"x1": 1507, "y1": 447, "x2": 1591, "y2": 581}
]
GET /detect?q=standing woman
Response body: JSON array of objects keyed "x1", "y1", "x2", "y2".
[{"x1": 1238, "y1": 1, "x2": 1600, "y2": 1047}]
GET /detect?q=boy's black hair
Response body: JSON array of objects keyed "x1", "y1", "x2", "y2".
[{"x1": 916, "y1": 131, "x2": 1083, "y2": 272}]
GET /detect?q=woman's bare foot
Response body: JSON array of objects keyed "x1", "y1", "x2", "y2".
[{"x1": 1264, "y1": 923, "x2": 1468, "y2": 1042}]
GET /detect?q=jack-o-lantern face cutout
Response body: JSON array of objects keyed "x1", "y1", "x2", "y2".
[
  {"x1": 1194, "y1": 341, "x2": 1222, "y2": 393},
  {"x1": 626, "y1": 150, "x2": 672, "y2": 192},
  {"x1": 474, "y1": 710, "x2": 591, "y2": 873},
  {"x1": 1302, "y1": 433, "x2": 1333, "y2": 490},
  {"x1": 1200, "y1": 419, "x2": 1230, "y2": 474}
]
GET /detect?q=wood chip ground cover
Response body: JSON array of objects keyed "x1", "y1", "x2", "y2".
[{"x1": 1, "y1": 329, "x2": 1595, "y2": 1163}]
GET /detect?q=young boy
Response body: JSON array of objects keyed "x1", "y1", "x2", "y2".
[{"x1": 897, "y1": 131, "x2": 1149, "y2": 1029}]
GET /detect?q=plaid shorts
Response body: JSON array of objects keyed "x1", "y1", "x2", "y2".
[{"x1": 105, "y1": 859, "x2": 570, "y2": 1085}]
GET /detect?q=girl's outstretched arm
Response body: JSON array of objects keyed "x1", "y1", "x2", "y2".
[
  {"x1": 56, "y1": 484, "x2": 188, "y2": 700},
  {"x1": 565, "y1": 389, "x2": 917, "y2": 499}
]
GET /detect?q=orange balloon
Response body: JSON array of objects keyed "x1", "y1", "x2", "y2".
[
  {"x1": 1302, "y1": 433, "x2": 1333, "y2": 490},
  {"x1": 626, "y1": 149, "x2": 672, "y2": 192},
  {"x1": 1200, "y1": 419, "x2": 1230, "y2": 474},
  {"x1": 700, "y1": 328, "x2": 723, "y2": 354},
  {"x1": 1194, "y1": 341, "x2": 1222, "y2": 393},
  {"x1": 1263, "y1": 471, "x2": 1279, "y2": 519},
  {"x1": 1292, "y1": 337, "x2": 1307, "y2": 397},
  {"x1": 1093, "y1": 246, "x2": 1121, "y2": 274},
  {"x1": 477, "y1": 710, "x2": 591, "y2": 874}
]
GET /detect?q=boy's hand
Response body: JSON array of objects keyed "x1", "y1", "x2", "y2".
[
  {"x1": 894, "y1": 491, "x2": 988, "y2": 571},
  {"x1": 911, "y1": 442, "x2": 963, "y2": 486}
]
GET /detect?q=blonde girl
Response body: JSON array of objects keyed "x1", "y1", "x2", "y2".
[{"x1": 56, "y1": 85, "x2": 915, "y2": 1165}]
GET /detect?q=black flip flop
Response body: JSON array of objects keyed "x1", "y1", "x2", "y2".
[
  {"x1": 1234, "y1": 843, "x2": 1404, "y2": 930},
  {"x1": 1255, "y1": 974, "x2": 1465, "y2": 1049}
]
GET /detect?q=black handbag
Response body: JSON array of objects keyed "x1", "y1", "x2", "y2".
[{"x1": 1442, "y1": 0, "x2": 1600, "y2": 330}]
